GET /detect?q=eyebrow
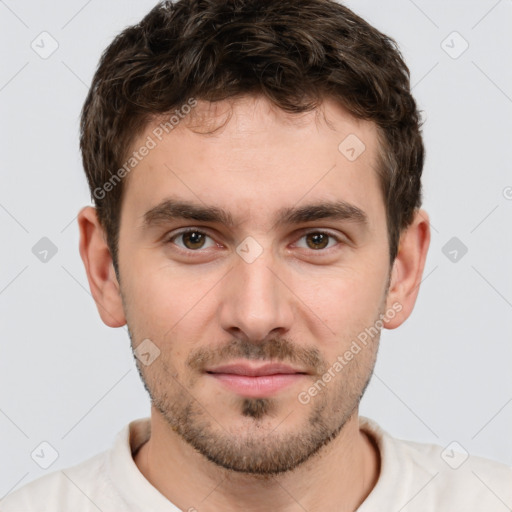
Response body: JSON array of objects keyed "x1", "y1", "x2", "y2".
[
  {"x1": 141, "y1": 198, "x2": 368, "y2": 230},
  {"x1": 278, "y1": 201, "x2": 368, "y2": 226}
]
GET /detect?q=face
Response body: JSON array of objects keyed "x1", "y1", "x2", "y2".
[{"x1": 117, "y1": 95, "x2": 392, "y2": 475}]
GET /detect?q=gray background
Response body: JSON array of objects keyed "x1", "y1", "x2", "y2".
[{"x1": 1, "y1": 0, "x2": 511, "y2": 496}]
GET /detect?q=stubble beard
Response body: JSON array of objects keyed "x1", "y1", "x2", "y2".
[{"x1": 130, "y1": 329, "x2": 380, "y2": 476}]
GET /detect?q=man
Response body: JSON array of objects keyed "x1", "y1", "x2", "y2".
[{"x1": 2, "y1": 0, "x2": 510, "y2": 510}]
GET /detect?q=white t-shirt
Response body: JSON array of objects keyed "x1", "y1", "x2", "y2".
[{"x1": 1, "y1": 416, "x2": 511, "y2": 511}]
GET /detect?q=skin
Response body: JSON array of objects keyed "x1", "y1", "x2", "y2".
[{"x1": 78, "y1": 95, "x2": 430, "y2": 511}]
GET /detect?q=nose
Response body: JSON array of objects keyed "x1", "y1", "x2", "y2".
[{"x1": 218, "y1": 247, "x2": 294, "y2": 343}]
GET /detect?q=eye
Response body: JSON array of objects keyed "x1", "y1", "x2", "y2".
[
  {"x1": 294, "y1": 231, "x2": 341, "y2": 251},
  {"x1": 168, "y1": 229, "x2": 217, "y2": 251}
]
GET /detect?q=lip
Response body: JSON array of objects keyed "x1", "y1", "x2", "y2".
[
  {"x1": 205, "y1": 362, "x2": 307, "y2": 376},
  {"x1": 205, "y1": 362, "x2": 308, "y2": 398}
]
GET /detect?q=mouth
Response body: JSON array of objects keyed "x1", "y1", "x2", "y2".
[{"x1": 204, "y1": 362, "x2": 309, "y2": 398}]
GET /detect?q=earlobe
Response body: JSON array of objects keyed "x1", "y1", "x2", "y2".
[
  {"x1": 384, "y1": 209, "x2": 431, "y2": 330},
  {"x1": 77, "y1": 206, "x2": 127, "y2": 328}
]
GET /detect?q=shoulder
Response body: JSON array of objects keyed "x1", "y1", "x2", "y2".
[
  {"x1": 0, "y1": 418, "x2": 152, "y2": 511},
  {"x1": 359, "y1": 416, "x2": 512, "y2": 511},
  {"x1": 0, "y1": 451, "x2": 115, "y2": 512},
  {"x1": 400, "y1": 437, "x2": 512, "y2": 507}
]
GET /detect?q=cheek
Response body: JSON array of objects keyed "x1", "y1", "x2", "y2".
[
  {"x1": 123, "y1": 256, "x2": 219, "y2": 341},
  {"x1": 291, "y1": 264, "x2": 387, "y2": 339},
  {"x1": 120, "y1": 262, "x2": 177, "y2": 339}
]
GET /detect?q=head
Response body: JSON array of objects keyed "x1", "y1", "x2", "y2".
[{"x1": 78, "y1": 0, "x2": 430, "y2": 475}]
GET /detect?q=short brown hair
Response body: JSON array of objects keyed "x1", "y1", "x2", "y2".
[{"x1": 80, "y1": 0, "x2": 424, "y2": 275}]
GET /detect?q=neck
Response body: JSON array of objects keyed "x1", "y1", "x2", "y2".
[{"x1": 134, "y1": 407, "x2": 380, "y2": 512}]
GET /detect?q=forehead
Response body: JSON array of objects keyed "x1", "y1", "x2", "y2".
[{"x1": 120, "y1": 95, "x2": 384, "y2": 230}]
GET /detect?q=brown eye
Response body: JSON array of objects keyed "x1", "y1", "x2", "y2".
[
  {"x1": 170, "y1": 230, "x2": 215, "y2": 251},
  {"x1": 305, "y1": 232, "x2": 330, "y2": 250},
  {"x1": 182, "y1": 231, "x2": 206, "y2": 249}
]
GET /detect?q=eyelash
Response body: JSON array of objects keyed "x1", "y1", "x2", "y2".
[{"x1": 165, "y1": 228, "x2": 344, "y2": 254}]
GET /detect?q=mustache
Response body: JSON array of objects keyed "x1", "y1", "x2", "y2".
[{"x1": 187, "y1": 337, "x2": 325, "y2": 374}]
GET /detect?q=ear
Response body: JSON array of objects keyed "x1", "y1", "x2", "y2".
[
  {"x1": 383, "y1": 209, "x2": 431, "y2": 329},
  {"x1": 77, "y1": 206, "x2": 126, "y2": 328}
]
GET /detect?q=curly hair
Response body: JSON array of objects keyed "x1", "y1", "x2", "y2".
[{"x1": 80, "y1": 0, "x2": 424, "y2": 274}]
